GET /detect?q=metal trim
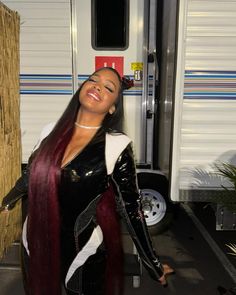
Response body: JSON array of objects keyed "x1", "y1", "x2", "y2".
[
  {"x1": 70, "y1": 0, "x2": 79, "y2": 94},
  {"x1": 140, "y1": 0, "x2": 150, "y2": 164}
]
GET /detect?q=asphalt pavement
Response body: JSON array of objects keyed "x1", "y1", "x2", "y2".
[
  {"x1": 124, "y1": 202, "x2": 236, "y2": 294},
  {"x1": 0, "y1": 203, "x2": 235, "y2": 295}
]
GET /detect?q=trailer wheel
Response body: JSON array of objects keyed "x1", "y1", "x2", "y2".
[{"x1": 137, "y1": 173, "x2": 173, "y2": 235}]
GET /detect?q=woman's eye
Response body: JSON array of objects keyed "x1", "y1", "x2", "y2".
[
  {"x1": 105, "y1": 86, "x2": 113, "y2": 93},
  {"x1": 88, "y1": 78, "x2": 114, "y2": 93}
]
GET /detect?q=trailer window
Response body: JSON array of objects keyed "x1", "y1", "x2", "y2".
[{"x1": 92, "y1": 0, "x2": 129, "y2": 50}]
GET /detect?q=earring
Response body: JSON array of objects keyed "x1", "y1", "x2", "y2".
[{"x1": 109, "y1": 106, "x2": 115, "y2": 115}]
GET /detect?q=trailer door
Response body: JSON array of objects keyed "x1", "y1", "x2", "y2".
[{"x1": 72, "y1": 0, "x2": 152, "y2": 165}]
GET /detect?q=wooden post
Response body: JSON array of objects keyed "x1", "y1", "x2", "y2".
[{"x1": 0, "y1": 2, "x2": 21, "y2": 259}]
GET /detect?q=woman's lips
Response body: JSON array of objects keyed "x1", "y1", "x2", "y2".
[{"x1": 87, "y1": 90, "x2": 101, "y2": 101}]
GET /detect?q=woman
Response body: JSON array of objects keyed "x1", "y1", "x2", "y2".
[{"x1": 3, "y1": 67, "x2": 174, "y2": 295}]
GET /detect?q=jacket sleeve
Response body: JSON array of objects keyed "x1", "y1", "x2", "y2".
[
  {"x1": 111, "y1": 143, "x2": 164, "y2": 280},
  {"x1": 1, "y1": 150, "x2": 35, "y2": 210},
  {"x1": 1, "y1": 123, "x2": 54, "y2": 210},
  {"x1": 1, "y1": 169, "x2": 28, "y2": 210}
]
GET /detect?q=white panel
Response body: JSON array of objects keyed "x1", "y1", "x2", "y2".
[
  {"x1": 186, "y1": 37, "x2": 236, "y2": 70},
  {"x1": 3, "y1": 0, "x2": 73, "y2": 161},
  {"x1": 186, "y1": 0, "x2": 236, "y2": 71},
  {"x1": 170, "y1": 0, "x2": 236, "y2": 200},
  {"x1": 4, "y1": 0, "x2": 67, "y2": 3},
  {"x1": 3, "y1": 1, "x2": 72, "y2": 74},
  {"x1": 3, "y1": 2, "x2": 69, "y2": 13},
  {"x1": 179, "y1": 99, "x2": 236, "y2": 188},
  {"x1": 21, "y1": 95, "x2": 70, "y2": 162},
  {"x1": 170, "y1": 0, "x2": 188, "y2": 200},
  {"x1": 180, "y1": 100, "x2": 236, "y2": 161},
  {"x1": 20, "y1": 52, "x2": 72, "y2": 72},
  {"x1": 181, "y1": 1, "x2": 236, "y2": 186}
]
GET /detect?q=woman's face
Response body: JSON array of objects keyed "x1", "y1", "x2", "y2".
[{"x1": 79, "y1": 69, "x2": 121, "y2": 116}]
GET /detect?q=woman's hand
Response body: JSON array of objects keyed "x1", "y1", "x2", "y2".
[{"x1": 159, "y1": 264, "x2": 175, "y2": 286}]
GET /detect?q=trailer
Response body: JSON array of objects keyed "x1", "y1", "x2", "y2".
[{"x1": 2, "y1": 0, "x2": 236, "y2": 232}]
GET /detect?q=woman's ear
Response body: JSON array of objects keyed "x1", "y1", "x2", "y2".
[{"x1": 109, "y1": 105, "x2": 116, "y2": 115}]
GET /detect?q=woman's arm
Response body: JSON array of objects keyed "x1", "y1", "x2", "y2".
[
  {"x1": 111, "y1": 143, "x2": 164, "y2": 281},
  {"x1": 1, "y1": 168, "x2": 28, "y2": 210},
  {"x1": 1, "y1": 122, "x2": 55, "y2": 211}
]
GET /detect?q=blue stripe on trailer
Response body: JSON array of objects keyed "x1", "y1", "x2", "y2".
[{"x1": 184, "y1": 71, "x2": 236, "y2": 100}]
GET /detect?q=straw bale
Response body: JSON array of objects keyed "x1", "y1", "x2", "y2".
[{"x1": 0, "y1": 2, "x2": 21, "y2": 259}]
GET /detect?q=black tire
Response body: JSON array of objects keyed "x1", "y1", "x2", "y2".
[{"x1": 137, "y1": 172, "x2": 174, "y2": 235}]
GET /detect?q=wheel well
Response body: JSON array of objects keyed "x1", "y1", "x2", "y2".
[{"x1": 137, "y1": 172, "x2": 169, "y2": 197}]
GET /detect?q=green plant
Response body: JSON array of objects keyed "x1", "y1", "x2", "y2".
[
  {"x1": 215, "y1": 162, "x2": 236, "y2": 259},
  {"x1": 226, "y1": 243, "x2": 236, "y2": 256},
  {"x1": 215, "y1": 162, "x2": 236, "y2": 191},
  {"x1": 214, "y1": 162, "x2": 236, "y2": 212}
]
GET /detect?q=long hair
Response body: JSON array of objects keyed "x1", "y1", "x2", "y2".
[
  {"x1": 27, "y1": 67, "x2": 125, "y2": 294},
  {"x1": 96, "y1": 184, "x2": 123, "y2": 295}
]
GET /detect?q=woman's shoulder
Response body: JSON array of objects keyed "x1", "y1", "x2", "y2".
[
  {"x1": 105, "y1": 131, "x2": 131, "y2": 146},
  {"x1": 105, "y1": 132, "x2": 132, "y2": 175},
  {"x1": 39, "y1": 122, "x2": 56, "y2": 140},
  {"x1": 32, "y1": 122, "x2": 56, "y2": 152}
]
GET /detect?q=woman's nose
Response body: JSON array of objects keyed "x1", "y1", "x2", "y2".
[{"x1": 93, "y1": 83, "x2": 101, "y2": 91}]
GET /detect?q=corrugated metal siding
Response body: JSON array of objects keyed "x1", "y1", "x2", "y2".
[
  {"x1": 186, "y1": 1, "x2": 236, "y2": 70},
  {"x1": 2, "y1": 0, "x2": 72, "y2": 162},
  {"x1": 179, "y1": 1, "x2": 236, "y2": 191}
]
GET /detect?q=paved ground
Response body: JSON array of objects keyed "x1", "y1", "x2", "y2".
[
  {"x1": 0, "y1": 204, "x2": 235, "y2": 294},
  {"x1": 124, "y1": 203, "x2": 235, "y2": 295},
  {"x1": 190, "y1": 202, "x2": 236, "y2": 269}
]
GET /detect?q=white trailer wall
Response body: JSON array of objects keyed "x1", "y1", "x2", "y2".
[
  {"x1": 171, "y1": 0, "x2": 236, "y2": 201},
  {"x1": 3, "y1": 0, "x2": 72, "y2": 162},
  {"x1": 3, "y1": 0, "x2": 147, "y2": 164}
]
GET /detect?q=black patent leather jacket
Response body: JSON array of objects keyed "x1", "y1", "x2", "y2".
[
  {"x1": 2, "y1": 138, "x2": 164, "y2": 281},
  {"x1": 112, "y1": 144, "x2": 164, "y2": 279}
]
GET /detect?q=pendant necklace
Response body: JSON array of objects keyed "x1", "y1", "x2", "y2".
[{"x1": 74, "y1": 122, "x2": 101, "y2": 130}]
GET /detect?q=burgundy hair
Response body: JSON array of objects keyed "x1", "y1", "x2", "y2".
[
  {"x1": 96, "y1": 185, "x2": 123, "y2": 295},
  {"x1": 27, "y1": 109, "x2": 76, "y2": 294},
  {"x1": 27, "y1": 67, "x2": 124, "y2": 294}
]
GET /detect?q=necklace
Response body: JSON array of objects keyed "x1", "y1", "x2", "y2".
[{"x1": 74, "y1": 122, "x2": 101, "y2": 130}]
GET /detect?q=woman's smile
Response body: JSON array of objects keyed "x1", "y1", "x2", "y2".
[{"x1": 86, "y1": 89, "x2": 101, "y2": 102}]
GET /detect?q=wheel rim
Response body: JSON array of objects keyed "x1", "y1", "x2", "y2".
[{"x1": 141, "y1": 189, "x2": 167, "y2": 226}]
